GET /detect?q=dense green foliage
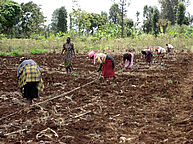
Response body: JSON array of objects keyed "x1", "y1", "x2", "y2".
[
  {"x1": 0, "y1": 0, "x2": 22, "y2": 34},
  {"x1": 0, "y1": 0, "x2": 192, "y2": 52},
  {"x1": 18, "y1": 1, "x2": 45, "y2": 38},
  {"x1": 177, "y1": 2, "x2": 186, "y2": 25},
  {"x1": 158, "y1": 0, "x2": 191, "y2": 25},
  {"x1": 51, "y1": 6, "x2": 68, "y2": 33},
  {"x1": 152, "y1": 8, "x2": 160, "y2": 36},
  {"x1": 0, "y1": 24, "x2": 192, "y2": 56},
  {"x1": 109, "y1": 4, "x2": 121, "y2": 24}
]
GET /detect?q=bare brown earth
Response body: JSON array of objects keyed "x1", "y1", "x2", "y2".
[{"x1": 0, "y1": 52, "x2": 192, "y2": 143}]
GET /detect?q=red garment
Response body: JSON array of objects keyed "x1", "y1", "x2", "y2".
[{"x1": 102, "y1": 60, "x2": 115, "y2": 78}]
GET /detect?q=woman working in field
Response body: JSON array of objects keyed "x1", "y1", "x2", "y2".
[
  {"x1": 141, "y1": 49, "x2": 153, "y2": 66},
  {"x1": 156, "y1": 46, "x2": 166, "y2": 57},
  {"x1": 17, "y1": 57, "x2": 44, "y2": 110},
  {"x1": 123, "y1": 51, "x2": 134, "y2": 69},
  {"x1": 166, "y1": 43, "x2": 174, "y2": 53},
  {"x1": 88, "y1": 50, "x2": 115, "y2": 80},
  {"x1": 61, "y1": 37, "x2": 76, "y2": 74},
  {"x1": 155, "y1": 46, "x2": 166, "y2": 62}
]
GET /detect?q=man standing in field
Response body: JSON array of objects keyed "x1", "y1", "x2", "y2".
[
  {"x1": 17, "y1": 57, "x2": 44, "y2": 111},
  {"x1": 61, "y1": 37, "x2": 76, "y2": 74}
]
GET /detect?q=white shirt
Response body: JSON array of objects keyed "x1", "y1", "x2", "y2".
[
  {"x1": 157, "y1": 47, "x2": 166, "y2": 54},
  {"x1": 167, "y1": 44, "x2": 174, "y2": 49}
]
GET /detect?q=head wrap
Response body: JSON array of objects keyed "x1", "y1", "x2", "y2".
[
  {"x1": 88, "y1": 50, "x2": 97, "y2": 64},
  {"x1": 66, "y1": 37, "x2": 71, "y2": 43}
]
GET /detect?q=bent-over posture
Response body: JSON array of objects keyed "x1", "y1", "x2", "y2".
[
  {"x1": 141, "y1": 49, "x2": 153, "y2": 66},
  {"x1": 123, "y1": 52, "x2": 134, "y2": 69},
  {"x1": 17, "y1": 57, "x2": 44, "y2": 109},
  {"x1": 166, "y1": 43, "x2": 174, "y2": 53},
  {"x1": 88, "y1": 50, "x2": 115, "y2": 79}
]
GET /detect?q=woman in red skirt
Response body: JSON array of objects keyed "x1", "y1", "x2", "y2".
[{"x1": 88, "y1": 51, "x2": 115, "y2": 79}]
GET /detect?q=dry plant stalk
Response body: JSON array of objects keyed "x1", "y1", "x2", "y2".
[{"x1": 36, "y1": 127, "x2": 58, "y2": 140}]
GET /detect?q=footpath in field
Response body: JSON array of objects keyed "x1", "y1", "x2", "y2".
[{"x1": 0, "y1": 52, "x2": 192, "y2": 143}]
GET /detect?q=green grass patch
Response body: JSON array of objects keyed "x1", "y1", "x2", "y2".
[
  {"x1": 30, "y1": 48, "x2": 49, "y2": 54},
  {"x1": 0, "y1": 52, "x2": 9, "y2": 56},
  {"x1": 11, "y1": 50, "x2": 21, "y2": 56}
]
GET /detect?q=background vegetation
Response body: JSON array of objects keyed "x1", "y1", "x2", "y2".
[{"x1": 0, "y1": 0, "x2": 192, "y2": 56}]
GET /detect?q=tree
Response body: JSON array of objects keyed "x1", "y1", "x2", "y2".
[
  {"x1": 158, "y1": 0, "x2": 190, "y2": 25},
  {"x1": 124, "y1": 18, "x2": 133, "y2": 29},
  {"x1": 0, "y1": 0, "x2": 22, "y2": 35},
  {"x1": 70, "y1": 9, "x2": 106, "y2": 35},
  {"x1": 110, "y1": 0, "x2": 130, "y2": 37},
  {"x1": 185, "y1": 12, "x2": 193, "y2": 25},
  {"x1": 152, "y1": 8, "x2": 160, "y2": 36},
  {"x1": 176, "y1": 2, "x2": 186, "y2": 26},
  {"x1": 135, "y1": 11, "x2": 140, "y2": 28},
  {"x1": 109, "y1": 3, "x2": 121, "y2": 24},
  {"x1": 142, "y1": 5, "x2": 154, "y2": 34},
  {"x1": 158, "y1": 0, "x2": 178, "y2": 25},
  {"x1": 51, "y1": 6, "x2": 68, "y2": 33},
  {"x1": 18, "y1": 1, "x2": 45, "y2": 38},
  {"x1": 101, "y1": 11, "x2": 108, "y2": 26},
  {"x1": 157, "y1": 19, "x2": 169, "y2": 33},
  {"x1": 124, "y1": 18, "x2": 134, "y2": 36},
  {"x1": 119, "y1": 0, "x2": 130, "y2": 37}
]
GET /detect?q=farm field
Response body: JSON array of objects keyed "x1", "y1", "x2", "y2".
[{"x1": 0, "y1": 51, "x2": 193, "y2": 143}]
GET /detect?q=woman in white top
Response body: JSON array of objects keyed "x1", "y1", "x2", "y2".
[
  {"x1": 166, "y1": 44, "x2": 174, "y2": 53},
  {"x1": 156, "y1": 46, "x2": 166, "y2": 58}
]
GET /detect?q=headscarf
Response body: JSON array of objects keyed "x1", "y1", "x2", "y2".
[
  {"x1": 88, "y1": 50, "x2": 97, "y2": 64},
  {"x1": 67, "y1": 37, "x2": 70, "y2": 43}
]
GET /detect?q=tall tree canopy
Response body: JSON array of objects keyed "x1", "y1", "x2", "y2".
[
  {"x1": 142, "y1": 5, "x2": 154, "y2": 34},
  {"x1": 109, "y1": 3, "x2": 121, "y2": 24},
  {"x1": 109, "y1": 0, "x2": 130, "y2": 37},
  {"x1": 152, "y1": 8, "x2": 160, "y2": 36},
  {"x1": 176, "y1": 2, "x2": 186, "y2": 25},
  {"x1": 158, "y1": 0, "x2": 190, "y2": 25},
  {"x1": 119, "y1": 0, "x2": 129, "y2": 37},
  {"x1": 0, "y1": 0, "x2": 21, "y2": 34},
  {"x1": 70, "y1": 9, "x2": 106, "y2": 34},
  {"x1": 18, "y1": 1, "x2": 45, "y2": 38},
  {"x1": 51, "y1": 6, "x2": 68, "y2": 33}
]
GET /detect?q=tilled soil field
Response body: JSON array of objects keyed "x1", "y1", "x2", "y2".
[{"x1": 0, "y1": 52, "x2": 193, "y2": 143}]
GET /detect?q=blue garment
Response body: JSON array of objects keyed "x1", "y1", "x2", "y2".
[{"x1": 17, "y1": 59, "x2": 41, "y2": 77}]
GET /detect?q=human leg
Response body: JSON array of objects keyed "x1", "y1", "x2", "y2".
[{"x1": 24, "y1": 82, "x2": 38, "y2": 108}]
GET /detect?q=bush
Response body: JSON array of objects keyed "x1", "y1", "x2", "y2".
[
  {"x1": 0, "y1": 52, "x2": 9, "y2": 56},
  {"x1": 0, "y1": 34, "x2": 6, "y2": 39}
]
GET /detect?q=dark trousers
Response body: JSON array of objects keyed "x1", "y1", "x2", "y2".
[{"x1": 24, "y1": 82, "x2": 38, "y2": 99}]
